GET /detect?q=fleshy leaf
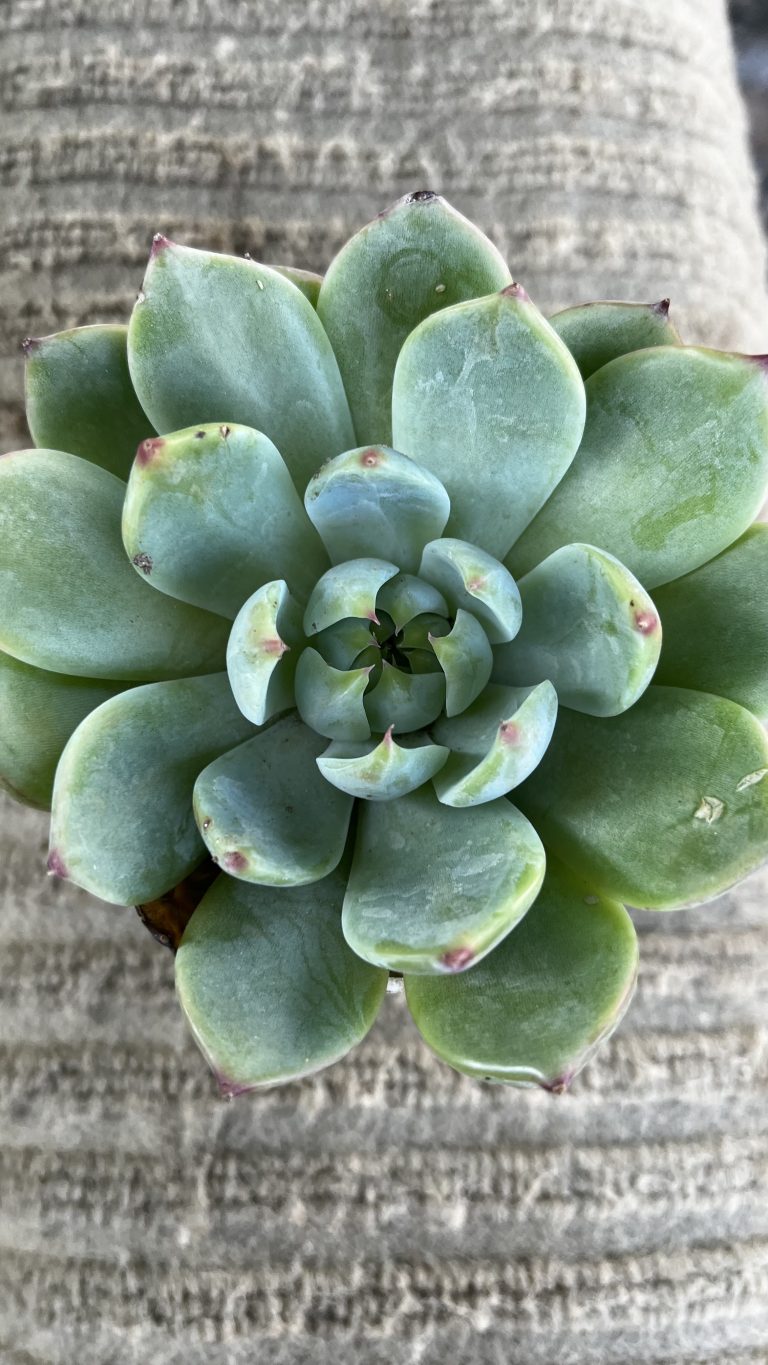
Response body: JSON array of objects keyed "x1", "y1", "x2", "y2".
[
  {"x1": 419, "y1": 537, "x2": 522, "y2": 643},
  {"x1": 493, "y1": 544, "x2": 661, "y2": 716},
  {"x1": 312, "y1": 618, "x2": 376, "y2": 670},
  {"x1": 294, "y1": 648, "x2": 371, "y2": 741},
  {"x1": 508, "y1": 348, "x2": 768, "y2": 589},
  {"x1": 515, "y1": 685, "x2": 768, "y2": 909},
  {"x1": 127, "y1": 240, "x2": 354, "y2": 491},
  {"x1": 49, "y1": 674, "x2": 255, "y2": 905},
  {"x1": 549, "y1": 300, "x2": 681, "y2": 379},
  {"x1": 391, "y1": 285, "x2": 586, "y2": 559},
  {"x1": 316, "y1": 191, "x2": 512, "y2": 444},
  {"x1": 405, "y1": 859, "x2": 638, "y2": 1089},
  {"x1": 364, "y1": 661, "x2": 445, "y2": 734},
  {"x1": 269, "y1": 264, "x2": 323, "y2": 307},
  {"x1": 429, "y1": 609, "x2": 493, "y2": 716},
  {"x1": 176, "y1": 869, "x2": 387, "y2": 1094},
  {"x1": 0, "y1": 449, "x2": 229, "y2": 680},
  {"x1": 122, "y1": 423, "x2": 327, "y2": 616},
  {"x1": 653, "y1": 525, "x2": 768, "y2": 718},
  {"x1": 0, "y1": 651, "x2": 128, "y2": 810},
  {"x1": 193, "y1": 715, "x2": 353, "y2": 885},
  {"x1": 342, "y1": 788, "x2": 545, "y2": 975},
  {"x1": 303, "y1": 558, "x2": 398, "y2": 635},
  {"x1": 431, "y1": 681, "x2": 558, "y2": 806},
  {"x1": 226, "y1": 581, "x2": 302, "y2": 726},
  {"x1": 23, "y1": 324, "x2": 154, "y2": 479},
  {"x1": 304, "y1": 445, "x2": 450, "y2": 572},
  {"x1": 376, "y1": 574, "x2": 448, "y2": 630},
  {"x1": 317, "y1": 730, "x2": 449, "y2": 800}
]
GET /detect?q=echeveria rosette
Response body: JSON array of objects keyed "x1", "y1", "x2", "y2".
[{"x1": 2, "y1": 193, "x2": 768, "y2": 1100}]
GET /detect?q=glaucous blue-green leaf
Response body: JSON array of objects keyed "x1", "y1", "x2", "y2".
[
  {"x1": 376, "y1": 574, "x2": 448, "y2": 630},
  {"x1": 400, "y1": 613, "x2": 450, "y2": 652},
  {"x1": 419, "y1": 537, "x2": 522, "y2": 643},
  {"x1": 193, "y1": 715, "x2": 353, "y2": 886},
  {"x1": 391, "y1": 284, "x2": 586, "y2": 559},
  {"x1": 653, "y1": 525, "x2": 768, "y2": 718},
  {"x1": 127, "y1": 239, "x2": 355, "y2": 492},
  {"x1": 549, "y1": 300, "x2": 681, "y2": 379},
  {"x1": 176, "y1": 869, "x2": 387, "y2": 1095},
  {"x1": 269, "y1": 264, "x2": 324, "y2": 307},
  {"x1": 317, "y1": 729, "x2": 449, "y2": 800},
  {"x1": 304, "y1": 445, "x2": 451, "y2": 572},
  {"x1": 303, "y1": 558, "x2": 398, "y2": 635},
  {"x1": 122, "y1": 423, "x2": 328, "y2": 616},
  {"x1": 508, "y1": 349, "x2": 768, "y2": 589},
  {"x1": 312, "y1": 618, "x2": 376, "y2": 670},
  {"x1": 316, "y1": 190, "x2": 512, "y2": 444},
  {"x1": 342, "y1": 788, "x2": 545, "y2": 974},
  {"x1": 493, "y1": 544, "x2": 661, "y2": 716},
  {"x1": 364, "y1": 661, "x2": 445, "y2": 734},
  {"x1": 49, "y1": 673, "x2": 255, "y2": 905},
  {"x1": 226, "y1": 581, "x2": 302, "y2": 726},
  {"x1": 0, "y1": 651, "x2": 128, "y2": 810},
  {"x1": 431, "y1": 681, "x2": 558, "y2": 806},
  {"x1": 294, "y1": 648, "x2": 371, "y2": 741},
  {"x1": 430, "y1": 609, "x2": 493, "y2": 716},
  {"x1": 23, "y1": 324, "x2": 154, "y2": 479},
  {"x1": 515, "y1": 685, "x2": 768, "y2": 909},
  {"x1": 0, "y1": 449, "x2": 229, "y2": 680},
  {"x1": 406, "y1": 860, "x2": 638, "y2": 1089}
]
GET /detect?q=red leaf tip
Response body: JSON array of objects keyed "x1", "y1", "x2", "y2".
[
  {"x1": 136, "y1": 436, "x2": 165, "y2": 467},
  {"x1": 47, "y1": 849, "x2": 69, "y2": 879},
  {"x1": 150, "y1": 232, "x2": 173, "y2": 259}
]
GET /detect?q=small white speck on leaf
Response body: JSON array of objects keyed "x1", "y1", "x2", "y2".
[
  {"x1": 583, "y1": 895, "x2": 598, "y2": 905},
  {"x1": 257, "y1": 279, "x2": 265, "y2": 290},
  {"x1": 136, "y1": 290, "x2": 145, "y2": 304},
  {"x1": 694, "y1": 796, "x2": 725, "y2": 824},
  {"x1": 435, "y1": 283, "x2": 446, "y2": 294},
  {"x1": 736, "y1": 768, "x2": 768, "y2": 792}
]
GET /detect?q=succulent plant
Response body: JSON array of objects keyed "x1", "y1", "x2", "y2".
[{"x1": 2, "y1": 191, "x2": 768, "y2": 1097}]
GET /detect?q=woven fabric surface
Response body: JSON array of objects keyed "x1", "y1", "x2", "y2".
[{"x1": 1, "y1": 0, "x2": 768, "y2": 1361}]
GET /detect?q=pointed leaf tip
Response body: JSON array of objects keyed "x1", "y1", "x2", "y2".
[
  {"x1": 654, "y1": 297, "x2": 671, "y2": 315},
  {"x1": 135, "y1": 436, "x2": 166, "y2": 466},
  {"x1": 20, "y1": 336, "x2": 40, "y2": 356},
  {"x1": 500, "y1": 281, "x2": 530, "y2": 301},
  {"x1": 46, "y1": 849, "x2": 69, "y2": 879},
  {"x1": 150, "y1": 232, "x2": 173, "y2": 257}
]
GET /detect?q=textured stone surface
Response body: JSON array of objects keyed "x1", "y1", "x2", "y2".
[{"x1": 2, "y1": 0, "x2": 768, "y2": 1360}]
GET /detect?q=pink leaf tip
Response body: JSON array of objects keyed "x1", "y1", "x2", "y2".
[
  {"x1": 46, "y1": 849, "x2": 69, "y2": 879},
  {"x1": 500, "y1": 281, "x2": 530, "y2": 302},
  {"x1": 150, "y1": 232, "x2": 173, "y2": 259}
]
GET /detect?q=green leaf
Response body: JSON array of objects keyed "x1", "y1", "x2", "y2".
[
  {"x1": 376, "y1": 574, "x2": 448, "y2": 630},
  {"x1": 122, "y1": 423, "x2": 328, "y2": 616},
  {"x1": 312, "y1": 618, "x2": 376, "y2": 670},
  {"x1": 549, "y1": 300, "x2": 681, "y2": 379},
  {"x1": 226, "y1": 581, "x2": 302, "y2": 725},
  {"x1": 127, "y1": 239, "x2": 354, "y2": 492},
  {"x1": 405, "y1": 860, "x2": 638, "y2": 1089},
  {"x1": 316, "y1": 191, "x2": 512, "y2": 444},
  {"x1": 176, "y1": 869, "x2": 387, "y2": 1094},
  {"x1": 294, "y1": 648, "x2": 371, "y2": 741},
  {"x1": 493, "y1": 544, "x2": 661, "y2": 716},
  {"x1": 364, "y1": 661, "x2": 445, "y2": 734},
  {"x1": 23, "y1": 324, "x2": 154, "y2": 479},
  {"x1": 0, "y1": 651, "x2": 127, "y2": 810},
  {"x1": 304, "y1": 445, "x2": 450, "y2": 573},
  {"x1": 432, "y1": 681, "x2": 558, "y2": 806},
  {"x1": 515, "y1": 685, "x2": 768, "y2": 909},
  {"x1": 653, "y1": 525, "x2": 768, "y2": 718},
  {"x1": 269, "y1": 264, "x2": 324, "y2": 307},
  {"x1": 342, "y1": 788, "x2": 545, "y2": 974},
  {"x1": 391, "y1": 285, "x2": 586, "y2": 559},
  {"x1": 303, "y1": 558, "x2": 398, "y2": 635},
  {"x1": 0, "y1": 449, "x2": 229, "y2": 680},
  {"x1": 508, "y1": 349, "x2": 768, "y2": 589},
  {"x1": 317, "y1": 730, "x2": 449, "y2": 801},
  {"x1": 49, "y1": 673, "x2": 255, "y2": 905},
  {"x1": 429, "y1": 609, "x2": 493, "y2": 716},
  {"x1": 419, "y1": 537, "x2": 522, "y2": 643},
  {"x1": 193, "y1": 715, "x2": 353, "y2": 886}
]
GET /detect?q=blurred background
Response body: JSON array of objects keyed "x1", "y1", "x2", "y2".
[{"x1": 1, "y1": 2, "x2": 767, "y2": 1363}]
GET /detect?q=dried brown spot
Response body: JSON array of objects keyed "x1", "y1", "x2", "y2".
[
  {"x1": 135, "y1": 856, "x2": 218, "y2": 951},
  {"x1": 404, "y1": 189, "x2": 438, "y2": 204},
  {"x1": 132, "y1": 551, "x2": 153, "y2": 576},
  {"x1": 441, "y1": 946, "x2": 475, "y2": 972},
  {"x1": 194, "y1": 429, "x2": 206, "y2": 439}
]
